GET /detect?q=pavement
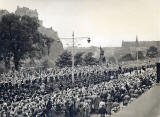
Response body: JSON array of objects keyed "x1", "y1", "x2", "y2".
[{"x1": 91, "y1": 84, "x2": 160, "y2": 117}]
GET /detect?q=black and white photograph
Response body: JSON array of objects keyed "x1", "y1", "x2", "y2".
[{"x1": 0, "y1": 0, "x2": 160, "y2": 117}]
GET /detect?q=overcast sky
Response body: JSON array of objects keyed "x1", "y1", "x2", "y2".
[{"x1": 0, "y1": 0, "x2": 160, "y2": 47}]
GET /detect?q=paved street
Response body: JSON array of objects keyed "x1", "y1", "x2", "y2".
[{"x1": 92, "y1": 85, "x2": 160, "y2": 117}]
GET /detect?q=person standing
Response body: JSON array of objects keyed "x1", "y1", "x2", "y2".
[
  {"x1": 99, "y1": 105, "x2": 106, "y2": 117},
  {"x1": 106, "y1": 99, "x2": 112, "y2": 116},
  {"x1": 94, "y1": 96, "x2": 100, "y2": 114}
]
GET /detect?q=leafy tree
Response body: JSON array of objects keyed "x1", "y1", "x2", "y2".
[
  {"x1": 99, "y1": 56, "x2": 106, "y2": 65},
  {"x1": 83, "y1": 52, "x2": 98, "y2": 65},
  {"x1": 146, "y1": 46, "x2": 158, "y2": 58},
  {"x1": 119, "y1": 53, "x2": 134, "y2": 62},
  {"x1": 136, "y1": 51, "x2": 145, "y2": 60},
  {"x1": 74, "y1": 52, "x2": 84, "y2": 66},
  {"x1": 108, "y1": 57, "x2": 116, "y2": 63},
  {"x1": 102, "y1": 57, "x2": 106, "y2": 63},
  {"x1": 56, "y1": 51, "x2": 72, "y2": 67},
  {"x1": 44, "y1": 36, "x2": 54, "y2": 56},
  {"x1": 0, "y1": 13, "x2": 51, "y2": 70},
  {"x1": 56, "y1": 51, "x2": 99, "y2": 67}
]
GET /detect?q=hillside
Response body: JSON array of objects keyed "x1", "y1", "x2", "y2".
[
  {"x1": 15, "y1": 6, "x2": 64, "y2": 65},
  {"x1": 0, "y1": 7, "x2": 64, "y2": 67}
]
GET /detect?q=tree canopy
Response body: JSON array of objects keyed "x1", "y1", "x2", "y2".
[
  {"x1": 56, "y1": 51, "x2": 72, "y2": 68},
  {"x1": 56, "y1": 51, "x2": 98, "y2": 68},
  {"x1": 119, "y1": 53, "x2": 134, "y2": 62},
  {"x1": 136, "y1": 51, "x2": 145, "y2": 60},
  {"x1": 0, "y1": 13, "x2": 52, "y2": 70},
  {"x1": 108, "y1": 56, "x2": 117, "y2": 63},
  {"x1": 74, "y1": 52, "x2": 84, "y2": 66},
  {"x1": 83, "y1": 52, "x2": 98, "y2": 65},
  {"x1": 146, "y1": 46, "x2": 158, "y2": 58}
]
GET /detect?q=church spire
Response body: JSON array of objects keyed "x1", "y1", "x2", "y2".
[{"x1": 136, "y1": 35, "x2": 139, "y2": 47}]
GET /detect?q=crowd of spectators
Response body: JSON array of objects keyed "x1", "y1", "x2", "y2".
[{"x1": 0, "y1": 58, "x2": 158, "y2": 117}]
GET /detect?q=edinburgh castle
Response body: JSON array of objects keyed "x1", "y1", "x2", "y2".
[{"x1": 0, "y1": 6, "x2": 64, "y2": 67}]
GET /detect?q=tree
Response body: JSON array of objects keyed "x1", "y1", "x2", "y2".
[
  {"x1": 119, "y1": 53, "x2": 134, "y2": 62},
  {"x1": 44, "y1": 36, "x2": 54, "y2": 56},
  {"x1": 56, "y1": 51, "x2": 72, "y2": 68},
  {"x1": 108, "y1": 57, "x2": 116, "y2": 63},
  {"x1": 136, "y1": 51, "x2": 145, "y2": 60},
  {"x1": 102, "y1": 57, "x2": 106, "y2": 63},
  {"x1": 0, "y1": 13, "x2": 51, "y2": 70},
  {"x1": 146, "y1": 46, "x2": 158, "y2": 58},
  {"x1": 83, "y1": 52, "x2": 98, "y2": 65},
  {"x1": 74, "y1": 52, "x2": 84, "y2": 66}
]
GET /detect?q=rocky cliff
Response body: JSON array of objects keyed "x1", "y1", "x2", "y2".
[
  {"x1": 0, "y1": 7, "x2": 63, "y2": 67},
  {"x1": 15, "y1": 6, "x2": 64, "y2": 66},
  {"x1": 38, "y1": 26, "x2": 63, "y2": 64}
]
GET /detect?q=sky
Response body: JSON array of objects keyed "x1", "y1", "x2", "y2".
[{"x1": 0, "y1": 0, "x2": 160, "y2": 47}]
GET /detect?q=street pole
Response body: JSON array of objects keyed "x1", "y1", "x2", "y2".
[
  {"x1": 72, "y1": 32, "x2": 75, "y2": 84},
  {"x1": 137, "y1": 47, "x2": 138, "y2": 74},
  {"x1": 60, "y1": 32, "x2": 90, "y2": 84},
  {"x1": 136, "y1": 35, "x2": 139, "y2": 75}
]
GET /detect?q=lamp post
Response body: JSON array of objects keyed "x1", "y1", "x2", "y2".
[
  {"x1": 60, "y1": 32, "x2": 91, "y2": 84},
  {"x1": 136, "y1": 35, "x2": 139, "y2": 74},
  {"x1": 72, "y1": 32, "x2": 75, "y2": 84}
]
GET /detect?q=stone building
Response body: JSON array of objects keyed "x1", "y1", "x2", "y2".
[
  {"x1": 99, "y1": 47, "x2": 106, "y2": 64},
  {"x1": 14, "y1": 6, "x2": 64, "y2": 66},
  {"x1": 15, "y1": 6, "x2": 38, "y2": 18},
  {"x1": 15, "y1": 6, "x2": 64, "y2": 66},
  {"x1": 122, "y1": 40, "x2": 160, "y2": 48}
]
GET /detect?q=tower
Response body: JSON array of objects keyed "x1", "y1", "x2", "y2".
[
  {"x1": 99, "y1": 46, "x2": 106, "y2": 64},
  {"x1": 136, "y1": 35, "x2": 139, "y2": 47}
]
